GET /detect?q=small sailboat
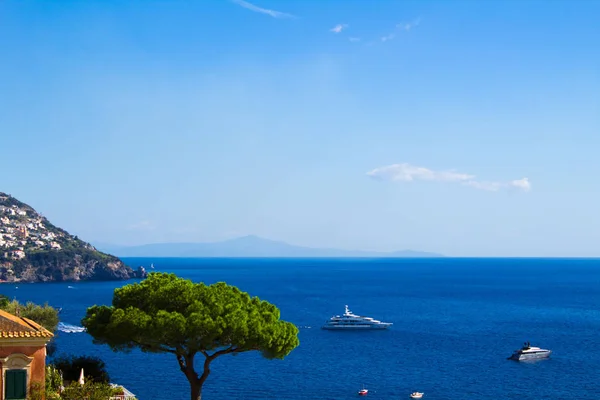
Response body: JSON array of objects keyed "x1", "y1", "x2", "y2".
[
  {"x1": 410, "y1": 392, "x2": 424, "y2": 399},
  {"x1": 358, "y1": 385, "x2": 368, "y2": 396},
  {"x1": 150, "y1": 263, "x2": 155, "y2": 269}
]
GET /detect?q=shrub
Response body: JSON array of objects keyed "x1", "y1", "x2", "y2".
[
  {"x1": 28, "y1": 381, "x2": 44, "y2": 400},
  {"x1": 53, "y1": 355, "x2": 110, "y2": 384},
  {"x1": 60, "y1": 381, "x2": 120, "y2": 400},
  {"x1": 45, "y1": 364, "x2": 63, "y2": 394}
]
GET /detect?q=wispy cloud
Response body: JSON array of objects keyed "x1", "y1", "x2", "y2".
[
  {"x1": 367, "y1": 163, "x2": 531, "y2": 192},
  {"x1": 509, "y1": 178, "x2": 532, "y2": 191},
  {"x1": 349, "y1": 37, "x2": 361, "y2": 42},
  {"x1": 463, "y1": 178, "x2": 532, "y2": 192},
  {"x1": 368, "y1": 163, "x2": 474, "y2": 182},
  {"x1": 231, "y1": 0, "x2": 295, "y2": 19},
  {"x1": 380, "y1": 17, "x2": 421, "y2": 43},
  {"x1": 330, "y1": 24, "x2": 348, "y2": 33},
  {"x1": 396, "y1": 18, "x2": 421, "y2": 31}
]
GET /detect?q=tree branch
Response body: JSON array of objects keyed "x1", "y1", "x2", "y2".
[
  {"x1": 176, "y1": 353, "x2": 186, "y2": 373},
  {"x1": 184, "y1": 353, "x2": 199, "y2": 381},
  {"x1": 233, "y1": 346, "x2": 255, "y2": 353},
  {"x1": 198, "y1": 354, "x2": 212, "y2": 387},
  {"x1": 130, "y1": 339, "x2": 178, "y2": 354},
  {"x1": 203, "y1": 344, "x2": 260, "y2": 360},
  {"x1": 158, "y1": 345, "x2": 178, "y2": 354},
  {"x1": 208, "y1": 345, "x2": 236, "y2": 360}
]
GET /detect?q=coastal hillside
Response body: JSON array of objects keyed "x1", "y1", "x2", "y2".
[
  {"x1": 0, "y1": 192, "x2": 146, "y2": 283},
  {"x1": 97, "y1": 235, "x2": 444, "y2": 258}
]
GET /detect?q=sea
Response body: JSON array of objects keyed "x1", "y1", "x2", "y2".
[{"x1": 2, "y1": 258, "x2": 600, "y2": 399}]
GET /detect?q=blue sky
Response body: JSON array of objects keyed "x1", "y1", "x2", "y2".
[{"x1": 1, "y1": 0, "x2": 599, "y2": 256}]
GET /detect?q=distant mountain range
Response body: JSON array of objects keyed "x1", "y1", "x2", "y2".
[{"x1": 95, "y1": 235, "x2": 443, "y2": 258}]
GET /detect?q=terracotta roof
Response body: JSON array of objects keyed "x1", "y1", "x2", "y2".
[{"x1": 0, "y1": 309, "x2": 54, "y2": 338}]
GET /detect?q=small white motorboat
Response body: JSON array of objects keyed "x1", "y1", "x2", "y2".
[
  {"x1": 358, "y1": 385, "x2": 368, "y2": 396},
  {"x1": 410, "y1": 392, "x2": 424, "y2": 399}
]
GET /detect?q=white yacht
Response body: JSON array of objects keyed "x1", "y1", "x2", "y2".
[
  {"x1": 321, "y1": 305, "x2": 392, "y2": 330},
  {"x1": 508, "y1": 342, "x2": 552, "y2": 361}
]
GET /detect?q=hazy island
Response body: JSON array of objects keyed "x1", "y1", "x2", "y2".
[
  {"x1": 0, "y1": 192, "x2": 146, "y2": 283},
  {"x1": 97, "y1": 235, "x2": 444, "y2": 258}
]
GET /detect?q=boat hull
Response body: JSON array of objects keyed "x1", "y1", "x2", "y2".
[
  {"x1": 322, "y1": 324, "x2": 391, "y2": 330},
  {"x1": 508, "y1": 350, "x2": 552, "y2": 361}
]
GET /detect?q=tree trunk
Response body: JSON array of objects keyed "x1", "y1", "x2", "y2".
[
  {"x1": 180, "y1": 352, "x2": 211, "y2": 400},
  {"x1": 189, "y1": 379, "x2": 202, "y2": 400},
  {"x1": 177, "y1": 351, "x2": 222, "y2": 400}
]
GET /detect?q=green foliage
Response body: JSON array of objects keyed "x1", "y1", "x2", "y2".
[
  {"x1": 1, "y1": 299, "x2": 59, "y2": 332},
  {"x1": 44, "y1": 392, "x2": 62, "y2": 400},
  {"x1": 4, "y1": 247, "x2": 132, "y2": 282},
  {"x1": 28, "y1": 381, "x2": 45, "y2": 400},
  {"x1": 60, "y1": 381, "x2": 122, "y2": 400},
  {"x1": 53, "y1": 355, "x2": 110, "y2": 384},
  {"x1": 83, "y1": 272, "x2": 299, "y2": 399},
  {"x1": 0, "y1": 294, "x2": 9, "y2": 308},
  {"x1": 83, "y1": 272, "x2": 300, "y2": 358},
  {"x1": 0, "y1": 194, "x2": 29, "y2": 209},
  {"x1": 20, "y1": 248, "x2": 117, "y2": 267},
  {"x1": 45, "y1": 364, "x2": 63, "y2": 394}
]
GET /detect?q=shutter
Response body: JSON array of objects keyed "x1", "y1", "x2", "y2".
[
  {"x1": 5, "y1": 370, "x2": 27, "y2": 400},
  {"x1": 4, "y1": 370, "x2": 12, "y2": 399}
]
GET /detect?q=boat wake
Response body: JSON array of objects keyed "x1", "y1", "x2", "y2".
[{"x1": 57, "y1": 322, "x2": 86, "y2": 333}]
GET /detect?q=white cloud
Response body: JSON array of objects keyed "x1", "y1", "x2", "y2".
[
  {"x1": 367, "y1": 163, "x2": 473, "y2": 182},
  {"x1": 510, "y1": 178, "x2": 532, "y2": 192},
  {"x1": 396, "y1": 18, "x2": 421, "y2": 31},
  {"x1": 330, "y1": 24, "x2": 348, "y2": 33},
  {"x1": 231, "y1": 0, "x2": 295, "y2": 19},
  {"x1": 367, "y1": 163, "x2": 531, "y2": 192},
  {"x1": 464, "y1": 178, "x2": 531, "y2": 192},
  {"x1": 380, "y1": 33, "x2": 395, "y2": 42}
]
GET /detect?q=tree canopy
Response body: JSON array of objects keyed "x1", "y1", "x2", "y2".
[
  {"x1": 0, "y1": 295, "x2": 59, "y2": 332},
  {"x1": 82, "y1": 272, "x2": 299, "y2": 400}
]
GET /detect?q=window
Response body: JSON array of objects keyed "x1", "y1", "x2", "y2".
[{"x1": 5, "y1": 369, "x2": 27, "y2": 400}]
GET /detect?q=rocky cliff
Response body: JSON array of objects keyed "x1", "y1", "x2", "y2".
[{"x1": 0, "y1": 192, "x2": 146, "y2": 283}]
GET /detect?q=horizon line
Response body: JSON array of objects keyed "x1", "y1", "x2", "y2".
[{"x1": 115, "y1": 256, "x2": 600, "y2": 260}]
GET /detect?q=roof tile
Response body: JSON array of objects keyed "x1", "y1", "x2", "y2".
[{"x1": 0, "y1": 309, "x2": 54, "y2": 339}]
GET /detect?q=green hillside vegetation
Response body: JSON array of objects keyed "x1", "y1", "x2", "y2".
[{"x1": 0, "y1": 192, "x2": 145, "y2": 282}]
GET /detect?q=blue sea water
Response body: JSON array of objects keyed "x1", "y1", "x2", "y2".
[{"x1": 2, "y1": 258, "x2": 600, "y2": 399}]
